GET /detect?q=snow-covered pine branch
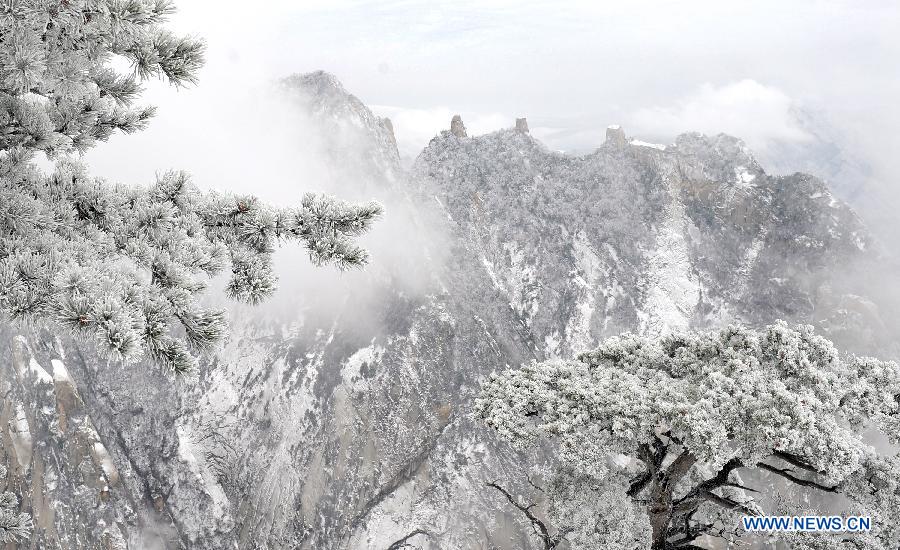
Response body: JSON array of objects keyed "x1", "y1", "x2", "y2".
[
  {"x1": 476, "y1": 322, "x2": 900, "y2": 550},
  {"x1": 0, "y1": 1, "x2": 383, "y2": 372},
  {"x1": 0, "y1": 464, "x2": 32, "y2": 543},
  {"x1": 0, "y1": 162, "x2": 382, "y2": 372},
  {"x1": 0, "y1": 0, "x2": 203, "y2": 155}
]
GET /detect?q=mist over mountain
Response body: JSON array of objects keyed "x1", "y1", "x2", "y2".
[{"x1": 2, "y1": 72, "x2": 896, "y2": 549}]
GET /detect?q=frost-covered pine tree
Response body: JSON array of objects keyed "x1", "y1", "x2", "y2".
[
  {"x1": 0, "y1": 464, "x2": 32, "y2": 543},
  {"x1": 476, "y1": 323, "x2": 900, "y2": 550},
  {"x1": 0, "y1": 0, "x2": 382, "y2": 372}
]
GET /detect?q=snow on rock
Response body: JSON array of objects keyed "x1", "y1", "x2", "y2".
[
  {"x1": 565, "y1": 231, "x2": 604, "y2": 352},
  {"x1": 341, "y1": 341, "x2": 384, "y2": 391},
  {"x1": 90, "y1": 441, "x2": 120, "y2": 486},
  {"x1": 735, "y1": 228, "x2": 768, "y2": 297},
  {"x1": 10, "y1": 335, "x2": 30, "y2": 378},
  {"x1": 544, "y1": 330, "x2": 562, "y2": 357},
  {"x1": 480, "y1": 256, "x2": 503, "y2": 291},
  {"x1": 50, "y1": 359, "x2": 72, "y2": 385},
  {"x1": 10, "y1": 403, "x2": 33, "y2": 472},
  {"x1": 734, "y1": 165, "x2": 757, "y2": 186},
  {"x1": 500, "y1": 241, "x2": 540, "y2": 323},
  {"x1": 28, "y1": 357, "x2": 53, "y2": 385},
  {"x1": 175, "y1": 426, "x2": 233, "y2": 528},
  {"x1": 630, "y1": 139, "x2": 667, "y2": 151},
  {"x1": 638, "y1": 192, "x2": 701, "y2": 337},
  {"x1": 346, "y1": 478, "x2": 422, "y2": 549}
]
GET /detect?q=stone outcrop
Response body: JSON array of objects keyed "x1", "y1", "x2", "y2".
[
  {"x1": 380, "y1": 117, "x2": 397, "y2": 151},
  {"x1": 605, "y1": 124, "x2": 627, "y2": 148},
  {"x1": 515, "y1": 118, "x2": 529, "y2": 133},
  {"x1": 450, "y1": 114, "x2": 467, "y2": 138}
]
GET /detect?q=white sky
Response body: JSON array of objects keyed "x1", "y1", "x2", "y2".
[{"x1": 83, "y1": 0, "x2": 900, "y2": 222}]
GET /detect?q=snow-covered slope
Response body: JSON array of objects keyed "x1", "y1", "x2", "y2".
[{"x1": 0, "y1": 72, "x2": 891, "y2": 549}]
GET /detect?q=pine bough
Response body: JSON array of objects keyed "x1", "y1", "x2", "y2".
[
  {"x1": 0, "y1": 464, "x2": 31, "y2": 543},
  {"x1": 0, "y1": 1, "x2": 382, "y2": 372}
]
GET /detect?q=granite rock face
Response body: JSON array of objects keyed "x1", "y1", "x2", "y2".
[{"x1": 1, "y1": 72, "x2": 893, "y2": 549}]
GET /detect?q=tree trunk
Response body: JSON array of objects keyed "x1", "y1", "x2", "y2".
[
  {"x1": 648, "y1": 497, "x2": 672, "y2": 549},
  {"x1": 645, "y1": 448, "x2": 697, "y2": 550}
]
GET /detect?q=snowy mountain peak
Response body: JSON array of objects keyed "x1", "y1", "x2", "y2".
[
  {"x1": 279, "y1": 71, "x2": 403, "y2": 192},
  {"x1": 286, "y1": 69, "x2": 347, "y2": 97}
]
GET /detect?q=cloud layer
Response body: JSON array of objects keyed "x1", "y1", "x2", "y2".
[{"x1": 629, "y1": 80, "x2": 811, "y2": 152}]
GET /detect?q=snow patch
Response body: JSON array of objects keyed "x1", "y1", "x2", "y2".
[
  {"x1": 481, "y1": 257, "x2": 503, "y2": 290},
  {"x1": 565, "y1": 232, "x2": 603, "y2": 352},
  {"x1": 28, "y1": 357, "x2": 53, "y2": 385},
  {"x1": 630, "y1": 139, "x2": 666, "y2": 151},
  {"x1": 734, "y1": 166, "x2": 756, "y2": 187},
  {"x1": 177, "y1": 426, "x2": 232, "y2": 522},
  {"x1": 346, "y1": 476, "x2": 422, "y2": 548},
  {"x1": 433, "y1": 195, "x2": 454, "y2": 221},
  {"x1": 10, "y1": 404, "x2": 32, "y2": 472},
  {"x1": 638, "y1": 190, "x2": 701, "y2": 337},
  {"x1": 500, "y1": 241, "x2": 539, "y2": 323},
  {"x1": 852, "y1": 231, "x2": 867, "y2": 251},
  {"x1": 341, "y1": 341, "x2": 383, "y2": 390},
  {"x1": 544, "y1": 331, "x2": 562, "y2": 357},
  {"x1": 92, "y1": 442, "x2": 119, "y2": 484},
  {"x1": 735, "y1": 228, "x2": 768, "y2": 297},
  {"x1": 50, "y1": 359, "x2": 73, "y2": 385}
]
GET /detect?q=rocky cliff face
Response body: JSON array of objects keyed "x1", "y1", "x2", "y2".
[{"x1": 0, "y1": 72, "x2": 892, "y2": 549}]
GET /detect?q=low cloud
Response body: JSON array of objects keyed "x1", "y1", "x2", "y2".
[
  {"x1": 371, "y1": 81, "x2": 817, "y2": 159},
  {"x1": 629, "y1": 79, "x2": 811, "y2": 153}
]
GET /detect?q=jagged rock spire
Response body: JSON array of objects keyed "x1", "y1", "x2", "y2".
[
  {"x1": 381, "y1": 117, "x2": 394, "y2": 138},
  {"x1": 450, "y1": 115, "x2": 467, "y2": 138},
  {"x1": 381, "y1": 117, "x2": 397, "y2": 150},
  {"x1": 606, "y1": 124, "x2": 627, "y2": 148},
  {"x1": 515, "y1": 118, "x2": 529, "y2": 133}
]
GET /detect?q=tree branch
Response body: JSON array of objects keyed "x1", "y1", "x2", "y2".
[
  {"x1": 701, "y1": 490, "x2": 758, "y2": 516},
  {"x1": 773, "y1": 450, "x2": 827, "y2": 475},
  {"x1": 627, "y1": 470, "x2": 652, "y2": 497},
  {"x1": 665, "y1": 449, "x2": 697, "y2": 479},
  {"x1": 526, "y1": 475, "x2": 545, "y2": 494},
  {"x1": 673, "y1": 457, "x2": 743, "y2": 513},
  {"x1": 757, "y1": 462, "x2": 839, "y2": 493},
  {"x1": 486, "y1": 481, "x2": 562, "y2": 550},
  {"x1": 386, "y1": 529, "x2": 430, "y2": 550}
]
